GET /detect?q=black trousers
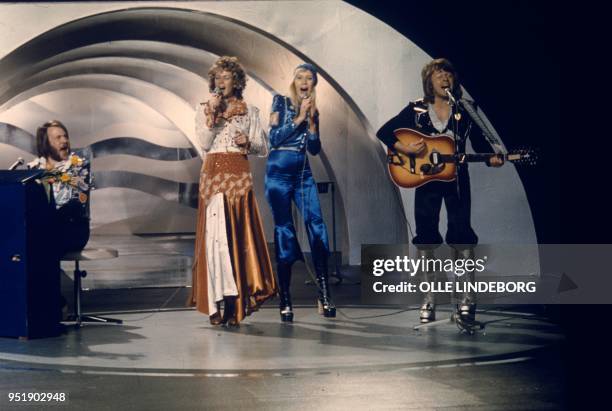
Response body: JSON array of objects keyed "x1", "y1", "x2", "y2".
[
  {"x1": 412, "y1": 167, "x2": 478, "y2": 248},
  {"x1": 55, "y1": 202, "x2": 90, "y2": 256},
  {"x1": 53, "y1": 203, "x2": 90, "y2": 310}
]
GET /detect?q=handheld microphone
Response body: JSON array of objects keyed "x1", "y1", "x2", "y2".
[
  {"x1": 210, "y1": 87, "x2": 224, "y2": 114},
  {"x1": 300, "y1": 92, "x2": 309, "y2": 106},
  {"x1": 8, "y1": 157, "x2": 24, "y2": 171},
  {"x1": 300, "y1": 93, "x2": 312, "y2": 128}
]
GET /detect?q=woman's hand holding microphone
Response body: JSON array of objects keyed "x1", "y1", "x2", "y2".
[{"x1": 295, "y1": 95, "x2": 316, "y2": 133}]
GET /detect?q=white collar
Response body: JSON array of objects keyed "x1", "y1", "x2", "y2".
[{"x1": 427, "y1": 103, "x2": 450, "y2": 133}]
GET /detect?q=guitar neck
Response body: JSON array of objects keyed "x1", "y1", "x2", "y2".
[{"x1": 439, "y1": 153, "x2": 509, "y2": 163}]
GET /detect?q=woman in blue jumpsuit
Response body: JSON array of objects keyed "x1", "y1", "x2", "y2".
[{"x1": 265, "y1": 63, "x2": 335, "y2": 321}]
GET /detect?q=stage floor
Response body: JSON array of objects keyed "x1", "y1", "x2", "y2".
[
  {"x1": 0, "y1": 307, "x2": 562, "y2": 374},
  {"x1": 0, "y1": 307, "x2": 567, "y2": 411},
  {"x1": 0, "y1": 235, "x2": 568, "y2": 409}
]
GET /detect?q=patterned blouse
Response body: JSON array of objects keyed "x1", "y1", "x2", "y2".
[
  {"x1": 195, "y1": 100, "x2": 269, "y2": 157},
  {"x1": 27, "y1": 153, "x2": 91, "y2": 216}
]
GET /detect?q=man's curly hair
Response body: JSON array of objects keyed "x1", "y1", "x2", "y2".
[{"x1": 207, "y1": 56, "x2": 247, "y2": 99}]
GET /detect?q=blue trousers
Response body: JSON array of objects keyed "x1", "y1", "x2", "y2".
[{"x1": 265, "y1": 150, "x2": 329, "y2": 267}]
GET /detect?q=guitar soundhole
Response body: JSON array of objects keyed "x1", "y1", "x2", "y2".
[
  {"x1": 420, "y1": 162, "x2": 445, "y2": 175},
  {"x1": 421, "y1": 150, "x2": 445, "y2": 175}
]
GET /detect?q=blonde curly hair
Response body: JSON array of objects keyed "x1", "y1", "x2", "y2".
[{"x1": 207, "y1": 56, "x2": 247, "y2": 99}]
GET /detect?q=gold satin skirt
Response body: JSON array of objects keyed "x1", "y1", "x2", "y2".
[{"x1": 189, "y1": 152, "x2": 277, "y2": 323}]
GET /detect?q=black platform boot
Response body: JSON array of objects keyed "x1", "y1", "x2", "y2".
[
  {"x1": 222, "y1": 297, "x2": 238, "y2": 327},
  {"x1": 314, "y1": 255, "x2": 336, "y2": 318},
  {"x1": 277, "y1": 262, "x2": 294, "y2": 322}
]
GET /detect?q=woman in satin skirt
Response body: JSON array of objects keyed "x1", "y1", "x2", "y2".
[{"x1": 190, "y1": 56, "x2": 276, "y2": 326}]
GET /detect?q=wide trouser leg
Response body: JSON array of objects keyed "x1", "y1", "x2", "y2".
[
  {"x1": 265, "y1": 168, "x2": 302, "y2": 266},
  {"x1": 413, "y1": 183, "x2": 445, "y2": 247},
  {"x1": 293, "y1": 167, "x2": 335, "y2": 318},
  {"x1": 444, "y1": 168, "x2": 478, "y2": 246}
]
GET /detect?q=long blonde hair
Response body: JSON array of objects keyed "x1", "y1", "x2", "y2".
[{"x1": 288, "y1": 68, "x2": 318, "y2": 116}]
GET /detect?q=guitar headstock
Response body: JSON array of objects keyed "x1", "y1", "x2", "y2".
[{"x1": 506, "y1": 148, "x2": 538, "y2": 166}]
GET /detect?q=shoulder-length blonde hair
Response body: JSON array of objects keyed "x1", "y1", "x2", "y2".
[
  {"x1": 207, "y1": 56, "x2": 247, "y2": 99},
  {"x1": 288, "y1": 67, "x2": 318, "y2": 116}
]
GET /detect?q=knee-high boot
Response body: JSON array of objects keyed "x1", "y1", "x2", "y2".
[
  {"x1": 277, "y1": 262, "x2": 293, "y2": 322},
  {"x1": 452, "y1": 246, "x2": 477, "y2": 322},
  {"x1": 313, "y1": 250, "x2": 336, "y2": 318},
  {"x1": 417, "y1": 248, "x2": 437, "y2": 323}
]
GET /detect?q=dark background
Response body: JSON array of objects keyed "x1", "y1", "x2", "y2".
[
  {"x1": 347, "y1": 0, "x2": 561, "y2": 244},
  {"x1": 346, "y1": 2, "x2": 601, "y2": 407}
]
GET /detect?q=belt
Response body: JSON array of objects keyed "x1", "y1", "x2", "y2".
[{"x1": 270, "y1": 147, "x2": 303, "y2": 152}]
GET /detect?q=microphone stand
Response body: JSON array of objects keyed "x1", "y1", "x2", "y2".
[{"x1": 446, "y1": 89, "x2": 462, "y2": 199}]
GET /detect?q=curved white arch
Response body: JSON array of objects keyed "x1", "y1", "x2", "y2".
[
  {"x1": 1, "y1": 86, "x2": 188, "y2": 146},
  {"x1": 1, "y1": 74, "x2": 197, "y2": 151},
  {"x1": 0, "y1": 2, "x2": 536, "y2": 268}
]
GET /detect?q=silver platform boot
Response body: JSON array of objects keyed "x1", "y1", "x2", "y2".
[
  {"x1": 452, "y1": 247, "x2": 477, "y2": 322},
  {"x1": 418, "y1": 248, "x2": 437, "y2": 323}
]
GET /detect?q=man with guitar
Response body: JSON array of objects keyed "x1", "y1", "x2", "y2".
[{"x1": 376, "y1": 58, "x2": 503, "y2": 325}]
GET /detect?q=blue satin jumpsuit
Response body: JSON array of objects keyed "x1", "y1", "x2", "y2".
[{"x1": 265, "y1": 94, "x2": 329, "y2": 267}]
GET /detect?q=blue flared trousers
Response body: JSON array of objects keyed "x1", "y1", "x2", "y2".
[{"x1": 264, "y1": 150, "x2": 329, "y2": 267}]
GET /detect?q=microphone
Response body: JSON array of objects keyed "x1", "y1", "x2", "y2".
[
  {"x1": 444, "y1": 87, "x2": 457, "y2": 105},
  {"x1": 300, "y1": 92, "x2": 309, "y2": 107},
  {"x1": 209, "y1": 87, "x2": 224, "y2": 115},
  {"x1": 300, "y1": 92, "x2": 312, "y2": 128},
  {"x1": 8, "y1": 157, "x2": 24, "y2": 171},
  {"x1": 302, "y1": 93, "x2": 310, "y2": 119}
]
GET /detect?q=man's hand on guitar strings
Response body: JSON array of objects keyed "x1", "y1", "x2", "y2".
[
  {"x1": 394, "y1": 138, "x2": 425, "y2": 155},
  {"x1": 489, "y1": 155, "x2": 504, "y2": 167}
]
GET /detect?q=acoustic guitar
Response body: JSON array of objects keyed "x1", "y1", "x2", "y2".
[{"x1": 387, "y1": 128, "x2": 536, "y2": 189}]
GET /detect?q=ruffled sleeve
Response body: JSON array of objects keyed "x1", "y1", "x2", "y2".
[{"x1": 195, "y1": 103, "x2": 220, "y2": 152}]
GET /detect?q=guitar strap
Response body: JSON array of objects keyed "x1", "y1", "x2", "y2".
[{"x1": 459, "y1": 99, "x2": 505, "y2": 154}]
